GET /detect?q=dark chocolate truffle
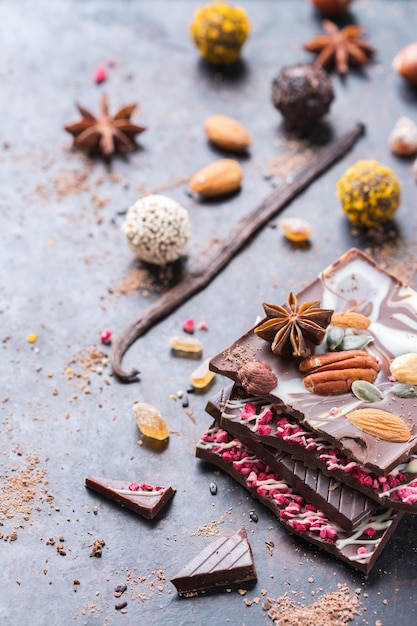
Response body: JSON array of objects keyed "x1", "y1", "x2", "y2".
[{"x1": 272, "y1": 63, "x2": 334, "y2": 130}]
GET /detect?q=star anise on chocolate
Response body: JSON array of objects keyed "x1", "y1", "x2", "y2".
[
  {"x1": 64, "y1": 93, "x2": 146, "y2": 158},
  {"x1": 254, "y1": 292, "x2": 333, "y2": 358},
  {"x1": 303, "y1": 20, "x2": 376, "y2": 75}
]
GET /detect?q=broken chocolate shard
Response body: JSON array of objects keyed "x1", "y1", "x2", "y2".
[
  {"x1": 170, "y1": 527, "x2": 257, "y2": 595},
  {"x1": 85, "y1": 476, "x2": 175, "y2": 520},
  {"x1": 196, "y1": 424, "x2": 403, "y2": 575},
  {"x1": 209, "y1": 248, "x2": 417, "y2": 475}
]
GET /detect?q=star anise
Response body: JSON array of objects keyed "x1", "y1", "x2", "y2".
[
  {"x1": 64, "y1": 93, "x2": 146, "y2": 158},
  {"x1": 304, "y1": 20, "x2": 375, "y2": 75},
  {"x1": 254, "y1": 292, "x2": 333, "y2": 358}
]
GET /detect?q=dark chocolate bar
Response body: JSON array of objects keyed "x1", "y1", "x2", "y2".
[
  {"x1": 196, "y1": 424, "x2": 403, "y2": 575},
  {"x1": 170, "y1": 527, "x2": 257, "y2": 595},
  {"x1": 218, "y1": 388, "x2": 417, "y2": 514},
  {"x1": 207, "y1": 386, "x2": 378, "y2": 531},
  {"x1": 85, "y1": 476, "x2": 176, "y2": 519},
  {"x1": 210, "y1": 248, "x2": 417, "y2": 474}
]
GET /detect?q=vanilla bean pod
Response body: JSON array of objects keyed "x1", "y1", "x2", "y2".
[{"x1": 111, "y1": 122, "x2": 365, "y2": 382}]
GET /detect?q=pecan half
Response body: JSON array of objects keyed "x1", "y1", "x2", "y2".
[{"x1": 300, "y1": 349, "x2": 379, "y2": 395}]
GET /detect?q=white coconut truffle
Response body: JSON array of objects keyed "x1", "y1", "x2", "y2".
[{"x1": 121, "y1": 194, "x2": 191, "y2": 266}]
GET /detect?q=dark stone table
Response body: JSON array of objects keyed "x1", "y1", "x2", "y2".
[{"x1": 1, "y1": 1, "x2": 417, "y2": 624}]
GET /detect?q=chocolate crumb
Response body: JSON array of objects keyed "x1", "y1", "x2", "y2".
[
  {"x1": 115, "y1": 601, "x2": 127, "y2": 611},
  {"x1": 209, "y1": 482, "x2": 218, "y2": 495},
  {"x1": 89, "y1": 538, "x2": 105, "y2": 557}
]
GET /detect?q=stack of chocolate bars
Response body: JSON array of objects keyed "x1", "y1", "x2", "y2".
[{"x1": 196, "y1": 248, "x2": 417, "y2": 574}]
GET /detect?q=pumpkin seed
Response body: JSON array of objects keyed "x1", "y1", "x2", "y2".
[
  {"x1": 391, "y1": 383, "x2": 417, "y2": 398},
  {"x1": 351, "y1": 380, "x2": 384, "y2": 402},
  {"x1": 326, "y1": 326, "x2": 345, "y2": 351},
  {"x1": 341, "y1": 335, "x2": 374, "y2": 351}
]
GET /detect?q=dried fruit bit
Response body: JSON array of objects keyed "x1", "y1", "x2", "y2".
[
  {"x1": 330, "y1": 311, "x2": 370, "y2": 329},
  {"x1": 121, "y1": 195, "x2": 190, "y2": 266},
  {"x1": 390, "y1": 353, "x2": 417, "y2": 385},
  {"x1": 190, "y1": 1, "x2": 250, "y2": 66},
  {"x1": 278, "y1": 217, "x2": 312, "y2": 243},
  {"x1": 389, "y1": 117, "x2": 417, "y2": 156},
  {"x1": 170, "y1": 336, "x2": 203, "y2": 358},
  {"x1": 189, "y1": 159, "x2": 243, "y2": 198},
  {"x1": 345, "y1": 408, "x2": 411, "y2": 443},
  {"x1": 204, "y1": 115, "x2": 252, "y2": 152},
  {"x1": 94, "y1": 66, "x2": 107, "y2": 84},
  {"x1": 309, "y1": 0, "x2": 352, "y2": 15},
  {"x1": 133, "y1": 403, "x2": 169, "y2": 441},
  {"x1": 190, "y1": 358, "x2": 216, "y2": 390},
  {"x1": 100, "y1": 329, "x2": 112, "y2": 344},
  {"x1": 237, "y1": 361, "x2": 278, "y2": 396},
  {"x1": 271, "y1": 63, "x2": 334, "y2": 130},
  {"x1": 26, "y1": 333, "x2": 38, "y2": 344},
  {"x1": 392, "y1": 42, "x2": 417, "y2": 86},
  {"x1": 337, "y1": 160, "x2": 401, "y2": 228},
  {"x1": 182, "y1": 318, "x2": 195, "y2": 334}
]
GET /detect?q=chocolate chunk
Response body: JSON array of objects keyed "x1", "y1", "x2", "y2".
[
  {"x1": 196, "y1": 424, "x2": 402, "y2": 575},
  {"x1": 85, "y1": 477, "x2": 176, "y2": 520},
  {"x1": 209, "y1": 248, "x2": 417, "y2": 474},
  {"x1": 170, "y1": 527, "x2": 257, "y2": 595}
]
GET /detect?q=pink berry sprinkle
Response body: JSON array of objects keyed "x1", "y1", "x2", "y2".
[
  {"x1": 94, "y1": 66, "x2": 107, "y2": 84},
  {"x1": 357, "y1": 546, "x2": 368, "y2": 555},
  {"x1": 328, "y1": 407, "x2": 339, "y2": 415},
  {"x1": 100, "y1": 328, "x2": 112, "y2": 344},
  {"x1": 182, "y1": 317, "x2": 195, "y2": 334},
  {"x1": 198, "y1": 321, "x2": 209, "y2": 331},
  {"x1": 389, "y1": 375, "x2": 396, "y2": 382},
  {"x1": 128, "y1": 482, "x2": 140, "y2": 491},
  {"x1": 107, "y1": 57, "x2": 116, "y2": 67}
]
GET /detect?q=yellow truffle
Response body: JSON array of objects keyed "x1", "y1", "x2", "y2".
[
  {"x1": 337, "y1": 160, "x2": 401, "y2": 228},
  {"x1": 190, "y1": 1, "x2": 250, "y2": 65}
]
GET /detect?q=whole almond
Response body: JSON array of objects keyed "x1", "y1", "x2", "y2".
[
  {"x1": 189, "y1": 159, "x2": 243, "y2": 197},
  {"x1": 331, "y1": 311, "x2": 370, "y2": 329},
  {"x1": 345, "y1": 408, "x2": 411, "y2": 443},
  {"x1": 204, "y1": 115, "x2": 252, "y2": 152}
]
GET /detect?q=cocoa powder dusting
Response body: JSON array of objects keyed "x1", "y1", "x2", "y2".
[
  {"x1": 266, "y1": 584, "x2": 360, "y2": 626},
  {"x1": 0, "y1": 455, "x2": 52, "y2": 539}
]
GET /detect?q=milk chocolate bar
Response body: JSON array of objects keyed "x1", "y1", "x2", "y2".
[
  {"x1": 218, "y1": 388, "x2": 417, "y2": 514},
  {"x1": 210, "y1": 248, "x2": 417, "y2": 474},
  {"x1": 85, "y1": 476, "x2": 176, "y2": 519},
  {"x1": 196, "y1": 424, "x2": 403, "y2": 575},
  {"x1": 207, "y1": 387, "x2": 377, "y2": 531},
  {"x1": 170, "y1": 527, "x2": 257, "y2": 595}
]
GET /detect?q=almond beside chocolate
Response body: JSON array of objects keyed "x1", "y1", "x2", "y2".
[
  {"x1": 189, "y1": 159, "x2": 243, "y2": 198},
  {"x1": 204, "y1": 115, "x2": 252, "y2": 152},
  {"x1": 237, "y1": 361, "x2": 278, "y2": 396}
]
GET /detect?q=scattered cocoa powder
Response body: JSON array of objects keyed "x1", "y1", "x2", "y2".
[
  {"x1": 192, "y1": 517, "x2": 225, "y2": 537},
  {"x1": 0, "y1": 455, "x2": 52, "y2": 540},
  {"x1": 265, "y1": 584, "x2": 360, "y2": 626},
  {"x1": 108, "y1": 267, "x2": 160, "y2": 296}
]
